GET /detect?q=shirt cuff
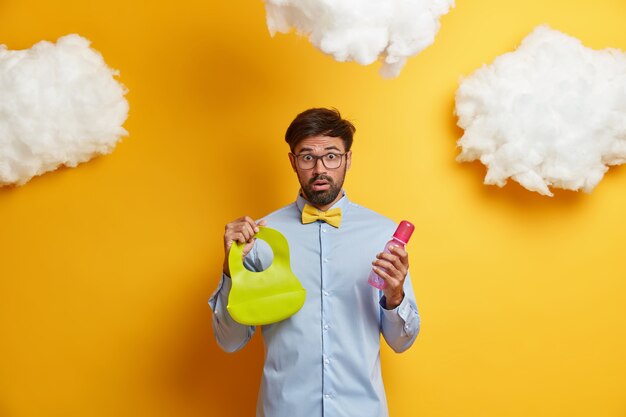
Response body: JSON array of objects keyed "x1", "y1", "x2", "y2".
[
  {"x1": 379, "y1": 294, "x2": 411, "y2": 323},
  {"x1": 208, "y1": 273, "x2": 232, "y2": 310}
]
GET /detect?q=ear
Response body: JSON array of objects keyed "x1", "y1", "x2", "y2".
[
  {"x1": 346, "y1": 150, "x2": 352, "y2": 171},
  {"x1": 288, "y1": 153, "x2": 297, "y2": 172}
]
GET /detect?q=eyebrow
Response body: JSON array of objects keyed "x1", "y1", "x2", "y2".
[{"x1": 298, "y1": 146, "x2": 342, "y2": 153}]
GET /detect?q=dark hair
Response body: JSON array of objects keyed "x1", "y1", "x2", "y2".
[{"x1": 285, "y1": 108, "x2": 355, "y2": 152}]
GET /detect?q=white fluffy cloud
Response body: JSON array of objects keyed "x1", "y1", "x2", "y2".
[
  {"x1": 0, "y1": 34, "x2": 129, "y2": 186},
  {"x1": 264, "y1": 0, "x2": 454, "y2": 78},
  {"x1": 455, "y1": 25, "x2": 626, "y2": 196}
]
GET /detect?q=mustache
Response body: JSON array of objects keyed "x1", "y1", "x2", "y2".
[{"x1": 309, "y1": 174, "x2": 334, "y2": 185}]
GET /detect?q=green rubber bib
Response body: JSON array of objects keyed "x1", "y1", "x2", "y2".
[{"x1": 227, "y1": 227, "x2": 306, "y2": 326}]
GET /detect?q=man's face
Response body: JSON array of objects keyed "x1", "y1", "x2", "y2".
[{"x1": 289, "y1": 135, "x2": 352, "y2": 209}]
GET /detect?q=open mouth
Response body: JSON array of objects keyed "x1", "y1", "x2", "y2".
[
  {"x1": 311, "y1": 175, "x2": 332, "y2": 191},
  {"x1": 311, "y1": 178, "x2": 331, "y2": 191}
]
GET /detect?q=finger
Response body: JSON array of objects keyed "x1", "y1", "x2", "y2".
[
  {"x1": 243, "y1": 216, "x2": 260, "y2": 233},
  {"x1": 372, "y1": 259, "x2": 402, "y2": 281},
  {"x1": 241, "y1": 222, "x2": 256, "y2": 241},
  {"x1": 233, "y1": 231, "x2": 249, "y2": 244},
  {"x1": 224, "y1": 233, "x2": 244, "y2": 257},
  {"x1": 224, "y1": 218, "x2": 253, "y2": 253},
  {"x1": 376, "y1": 252, "x2": 405, "y2": 275},
  {"x1": 257, "y1": 219, "x2": 268, "y2": 227},
  {"x1": 242, "y1": 237, "x2": 256, "y2": 258},
  {"x1": 225, "y1": 218, "x2": 247, "y2": 236},
  {"x1": 389, "y1": 245, "x2": 409, "y2": 268},
  {"x1": 371, "y1": 266, "x2": 401, "y2": 289},
  {"x1": 229, "y1": 217, "x2": 256, "y2": 234},
  {"x1": 371, "y1": 265, "x2": 390, "y2": 281}
]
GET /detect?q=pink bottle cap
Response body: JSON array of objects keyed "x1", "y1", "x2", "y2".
[{"x1": 392, "y1": 220, "x2": 415, "y2": 245}]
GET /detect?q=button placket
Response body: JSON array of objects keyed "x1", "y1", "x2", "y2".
[{"x1": 319, "y1": 221, "x2": 336, "y2": 405}]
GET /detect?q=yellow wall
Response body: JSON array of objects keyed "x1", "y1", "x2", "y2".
[{"x1": 1, "y1": 1, "x2": 625, "y2": 416}]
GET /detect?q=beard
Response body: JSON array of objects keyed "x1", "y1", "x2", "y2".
[{"x1": 301, "y1": 172, "x2": 345, "y2": 207}]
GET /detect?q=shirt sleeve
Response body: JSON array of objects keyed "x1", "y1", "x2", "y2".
[
  {"x1": 208, "y1": 273, "x2": 255, "y2": 352},
  {"x1": 208, "y1": 245, "x2": 261, "y2": 353},
  {"x1": 379, "y1": 272, "x2": 420, "y2": 353}
]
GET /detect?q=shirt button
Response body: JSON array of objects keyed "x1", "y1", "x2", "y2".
[
  {"x1": 324, "y1": 358, "x2": 330, "y2": 365},
  {"x1": 323, "y1": 324, "x2": 329, "y2": 330},
  {"x1": 323, "y1": 258, "x2": 329, "y2": 263},
  {"x1": 323, "y1": 291, "x2": 329, "y2": 296},
  {"x1": 324, "y1": 394, "x2": 331, "y2": 399}
]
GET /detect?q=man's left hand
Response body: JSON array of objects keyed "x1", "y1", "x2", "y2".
[{"x1": 372, "y1": 245, "x2": 409, "y2": 309}]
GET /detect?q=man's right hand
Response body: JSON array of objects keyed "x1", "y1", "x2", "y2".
[{"x1": 223, "y1": 216, "x2": 267, "y2": 276}]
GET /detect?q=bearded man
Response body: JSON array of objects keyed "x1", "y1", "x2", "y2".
[{"x1": 209, "y1": 107, "x2": 420, "y2": 417}]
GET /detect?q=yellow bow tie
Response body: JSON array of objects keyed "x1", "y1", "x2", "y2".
[{"x1": 301, "y1": 204, "x2": 342, "y2": 228}]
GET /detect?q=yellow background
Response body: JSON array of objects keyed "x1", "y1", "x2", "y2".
[{"x1": 1, "y1": 0, "x2": 625, "y2": 416}]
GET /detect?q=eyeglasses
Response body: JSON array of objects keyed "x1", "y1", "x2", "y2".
[{"x1": 291, "y1": 152, "x2": 347, "y2": 170}]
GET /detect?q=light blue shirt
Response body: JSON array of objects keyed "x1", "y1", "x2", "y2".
[{"x1": 209, "y1": 193, "x2": 420, "y2": 417}]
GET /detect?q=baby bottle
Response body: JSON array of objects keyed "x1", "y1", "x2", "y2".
[{"x1": 367, "y1": 220, "x2": 415, "y2": 290}]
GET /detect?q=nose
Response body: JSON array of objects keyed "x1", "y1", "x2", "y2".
[{"x1": 312, "y1": 156, "x2": 327, "y2": 174}]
